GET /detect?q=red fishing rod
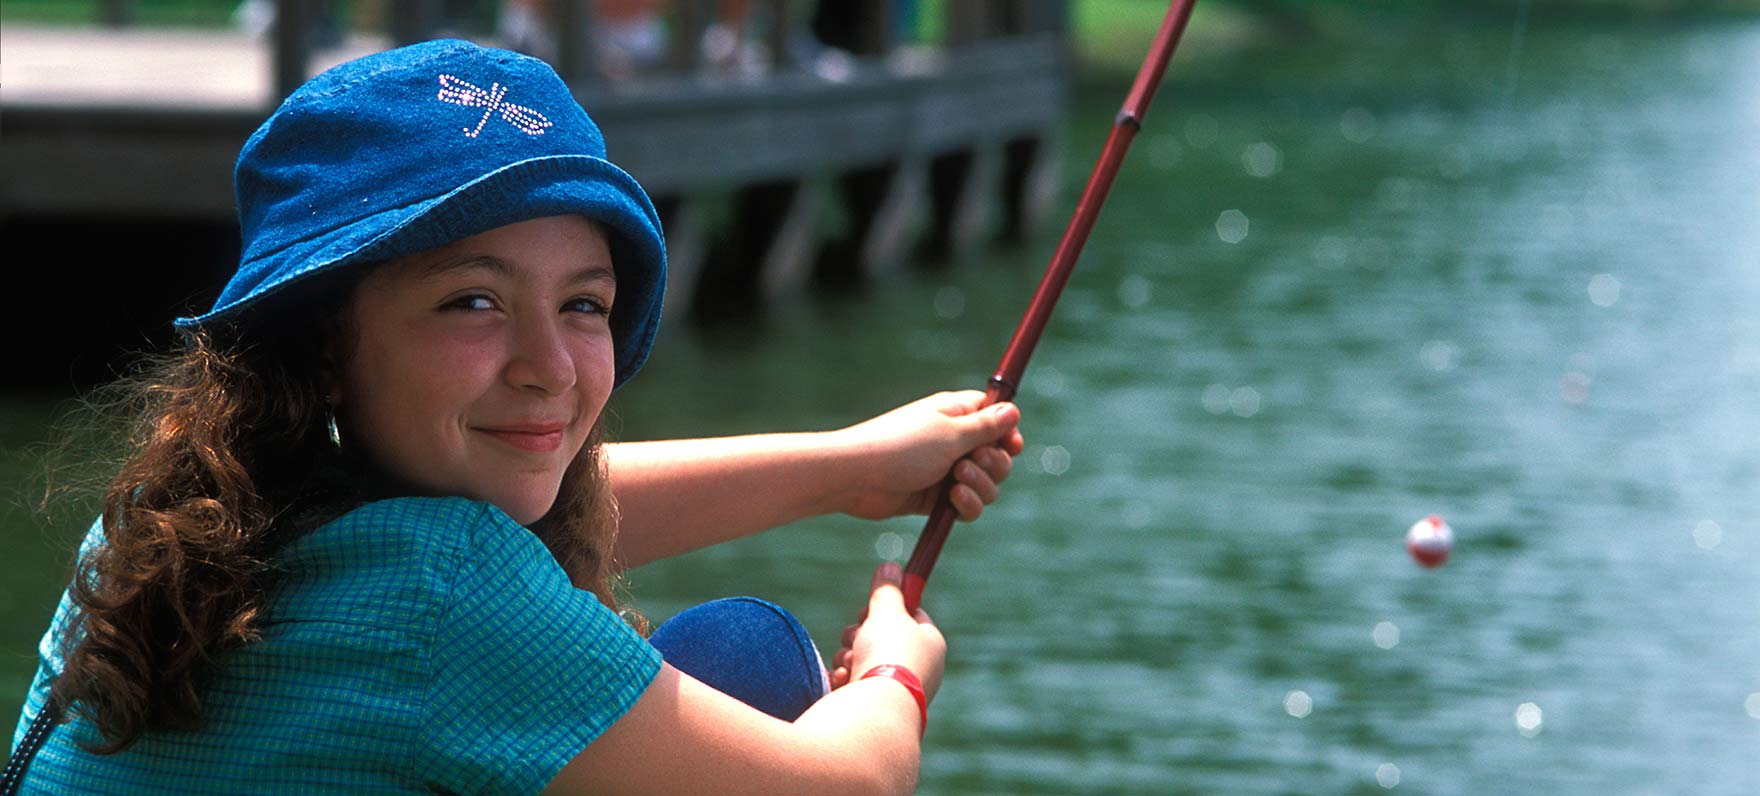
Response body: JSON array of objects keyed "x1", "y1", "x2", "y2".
[{"x1": 902, "y1": 0, "x2": 1199, "y2": 613}]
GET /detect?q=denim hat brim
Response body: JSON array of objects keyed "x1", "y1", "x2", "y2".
[{"x1": 174, "y1": 153, "x2": 665, "y2": 389}]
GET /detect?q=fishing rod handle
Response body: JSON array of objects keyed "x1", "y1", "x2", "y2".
[{"x1": 902, "y1": 377, "x2": 1016, "y2": 613}]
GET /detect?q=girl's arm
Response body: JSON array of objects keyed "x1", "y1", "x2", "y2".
[
  {"x1": 607, "y1": 391, "x2": 1023, "y2": 569},
  {"x1": 546, "y1": 564, "x2": 942, "y2": 796}
]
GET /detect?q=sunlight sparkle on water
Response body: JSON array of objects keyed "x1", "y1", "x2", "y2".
[
  {"x1": 874, "y1": 532, "x2": 905, "y2": 562},
  {"x1": 1032, "y1": 365, "x2": 1066, "y2": 398},
  {"x1": 1420, "y1": 340, "x2": 1460, "y2": 372},
  {"x1": 1341, "y1": 107, "x2": 1378, "y2": 143},
  {"x1": 1376, "y1": 763, "x2": 1401, "y2": 789},
  {"x1": 1283, "y1": 689, "x2": 1313, "y2": 718},
  {"x1": 1230, "y1": 386, "x2": 1262, "y2": 418},
  {"x1": 1122, "y1": 502, "x2": 1152, "y2": 530},
  {"x1": 1515, "y1": 702, "x2": 1544, "y2": 737},
  {"x1": 1373, "y1": 621, "x2": 1400, "y2": 650},
  {"x1": 1242, "y1": 141, "x2": 1283, "y2": 178},
  {"x1": 1313, "y1": 235, "x2": 1349, "y2": 269},
  {"x1": 1202, "y1": 384, "x2": 1232, "y2": 415},
  {"x1": 934, "y1": 286, "x2": 965, "y2": 319},
  {"x1": 1692, "y1": 520, "x2": 1723, "y2": 550},
  {"x1": 1040, "y1": 445, "x2": 1071, "y2": 476},
  {"x1": 1587, "y1": 274, "x2": 1621, "y2": 307},
  {"x1": 1117, "y1": 273, "x2": 1153, "y2": 308},
  {"x1": 1745, "y1": 693, "x2": 1760, "y2": 719},
  {"x1": 1559, "y1": 371, "x2": 1591, "y2": 405},
  {"x1": 1216, "y1": 209, "x2": 1250, "y2": 244}
]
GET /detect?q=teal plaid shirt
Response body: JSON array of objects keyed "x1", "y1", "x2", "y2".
[{"x1": 11, "y1": 497, "x2": 661, "y2": 794}]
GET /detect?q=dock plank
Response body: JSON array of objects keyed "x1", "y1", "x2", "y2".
[
  {"x1": 1, "y1": 26, "x2": 383, "y2": 110},
  {"x1": 3, "y1": 26, "x2": 1064, "y2": 217}
]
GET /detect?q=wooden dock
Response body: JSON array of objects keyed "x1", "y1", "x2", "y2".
[{"x1": 2, "y1": 12, "x2": 1067, "y2": 324}]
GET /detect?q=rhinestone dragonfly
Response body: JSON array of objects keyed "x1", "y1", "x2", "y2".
[{"x1": 436, "y1": 74, "x2": 554, "y2": 138}]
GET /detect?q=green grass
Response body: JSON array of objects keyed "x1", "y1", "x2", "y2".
[
  {"x1": 0, "y1": 0, "x2": 238, "y2": 27},
  {"x1": 1071, "y1": 1, "x2": 1260, "y2": 72},
  {"x1": 0, "y1": 398, "x2": 93, "y2": 730}
]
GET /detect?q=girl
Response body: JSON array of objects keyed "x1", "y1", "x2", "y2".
[{"x1": 7, "y1": 39, "x2": 1022, "y2": 795}]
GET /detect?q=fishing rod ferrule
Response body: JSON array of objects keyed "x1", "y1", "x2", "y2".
[{"x1": 1114, "y1": 109, "x2": 1143, "y2": 131}]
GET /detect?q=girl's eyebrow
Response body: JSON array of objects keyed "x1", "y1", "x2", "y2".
[
  {"x1": 417, "y1": 256, "x2": 615, "y2": 288},
  {"x1": 568, "y1": 265, "x2": 617, "y2": 288},
  {"x1": 418, "y1": 254, "x2": 509, "y2": 281}
]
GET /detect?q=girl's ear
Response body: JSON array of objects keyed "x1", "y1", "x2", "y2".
[
  {"x1": 318, "y1": 338, "x2": 341, "y2": 408},
  {"x1": 318, "y1": 297, "x2": 355, "y2": 409}
]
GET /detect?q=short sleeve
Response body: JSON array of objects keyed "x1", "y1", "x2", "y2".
[
  {"x1": 416, "y1": 503, "x2": 661, "y2": 795},
  {"x1": 13, "y1": 517, "x2": 103, "y2": 750}
]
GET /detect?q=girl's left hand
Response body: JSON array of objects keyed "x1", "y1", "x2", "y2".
[{"x1": 834, "y1": 391, "x2": 1025, "y2": 522}]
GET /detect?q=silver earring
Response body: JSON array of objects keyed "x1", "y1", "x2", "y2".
[{"x1": 326, "y1": 410, "x2": 342, "y2": 448}]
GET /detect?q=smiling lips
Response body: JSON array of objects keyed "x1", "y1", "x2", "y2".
[{"x1": 475, "y1": 423, "x2": 568, "y2": 453}]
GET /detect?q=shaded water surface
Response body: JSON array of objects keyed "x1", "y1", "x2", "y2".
[{"x1": 4, "y1": 19, "x2": 1757, "y2": 796}]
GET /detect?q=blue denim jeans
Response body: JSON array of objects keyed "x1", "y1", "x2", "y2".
[{"x1": 648, "y1": 597, "x2": 831, "y2": 721}]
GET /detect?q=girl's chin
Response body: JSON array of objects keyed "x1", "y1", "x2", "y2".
[
  {"x1": 421, "y1": 469, "x2": 561, "y2": 524},
  {"x1": 484, "y1": 488, "x2": 562, "y2": 525}
]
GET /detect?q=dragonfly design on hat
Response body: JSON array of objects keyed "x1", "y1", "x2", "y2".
[{"x1": 436, "y1": 74, "x2": 554, "y2": 138}]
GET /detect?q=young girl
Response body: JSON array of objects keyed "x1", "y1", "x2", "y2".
[{"x1": 6, "y1": 40, "x2": 1022, "y2": 795}]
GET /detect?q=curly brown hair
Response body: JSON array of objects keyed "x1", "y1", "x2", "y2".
[{"x1": 46, "y1": 288, "x2": 630, "y2": 754}]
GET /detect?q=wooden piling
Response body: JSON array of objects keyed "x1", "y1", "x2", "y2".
[
  {"x1": 1000, "y1": 134, "x2": 1062, "y2": 245},
  {"x1": 921, "y1": 146, "x2": 1001, "y2": 265},
  {"x1": 656, "y1": 195, "x2": 708, "y2": 323}
]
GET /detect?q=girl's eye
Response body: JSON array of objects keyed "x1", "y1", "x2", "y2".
[
  {"x1": 564, "y1": 296, "x2": 612, "y2": 316},
  {"x1": 443, "y1": 294, "x2": 496, "y2": 312}
]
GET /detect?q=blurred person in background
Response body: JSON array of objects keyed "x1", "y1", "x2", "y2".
[
  {"x1": 233, "y1": 0, "x2": 343, "y2": 48},
  {"x1": 500, "y1": 0, "x2": 669, "y2": 75}
]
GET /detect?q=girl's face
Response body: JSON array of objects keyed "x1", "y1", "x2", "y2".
[{"x1": 337, "y1": 215, "x2": 618, "y2": 524}]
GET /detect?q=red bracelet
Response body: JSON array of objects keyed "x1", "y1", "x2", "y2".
[{"x1": 860, "y1": 664, "x2": 928, "y2": 738}]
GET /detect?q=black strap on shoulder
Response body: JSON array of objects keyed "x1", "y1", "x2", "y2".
[{"x1": 1, "y1": 702, "x2": 60, "y2": 796}]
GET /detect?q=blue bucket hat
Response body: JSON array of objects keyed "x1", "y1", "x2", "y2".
[{"x1": 175, "y1": 39, "x2": 665, "y2": 389}]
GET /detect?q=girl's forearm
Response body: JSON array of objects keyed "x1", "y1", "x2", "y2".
[{"x1": 605, "y1": 432, "x2": 863, "y2": 569}]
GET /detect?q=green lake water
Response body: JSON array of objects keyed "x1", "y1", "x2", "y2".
[{"x1": 4, "y1": 18, "x2": 1757, "y2": 795}]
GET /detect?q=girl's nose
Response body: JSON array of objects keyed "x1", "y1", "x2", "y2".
[{"x1": 503, "y1": 316, "x2": 577, "y2": 395}]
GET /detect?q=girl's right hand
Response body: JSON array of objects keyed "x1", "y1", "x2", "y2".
[{"x1": 829, "y1": 562, "x2": 945, "y2": 701}]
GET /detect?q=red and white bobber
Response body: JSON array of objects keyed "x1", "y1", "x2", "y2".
[{"x1": 1405, "y1": 514, "x2": 1454, "y2": 568}]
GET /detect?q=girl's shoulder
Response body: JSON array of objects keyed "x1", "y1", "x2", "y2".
[
  {"x1": 291, "y1": 495, "x2": 524, "y2": 566},
  {"x1": 269, "y1": 496, "x2": 527, "y2": 631},
  {"x1": 324, "y1": 493, "x2": 516, "y2": 529}
]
